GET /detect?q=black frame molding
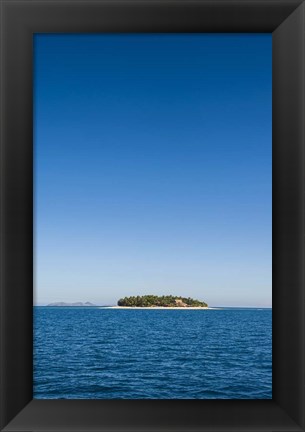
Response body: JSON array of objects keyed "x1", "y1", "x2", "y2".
[{"x1": 0, "y1": 1, "x2": 304, "y2": 431}]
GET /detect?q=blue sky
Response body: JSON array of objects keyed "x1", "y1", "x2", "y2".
[{"x1": 34, "y1": 34, "x2": 272, "y2": 307}]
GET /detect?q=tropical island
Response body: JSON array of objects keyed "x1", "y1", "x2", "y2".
[{"x1": 117, "y1": 295, "x2": 208, "y2": 308}]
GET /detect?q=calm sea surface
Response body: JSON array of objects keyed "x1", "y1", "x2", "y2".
[{"x1": 33, "y1": 307, "x2": 272, "y2": 399}]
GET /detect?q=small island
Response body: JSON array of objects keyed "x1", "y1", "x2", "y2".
[{"x1": 117, "y1": 295, "x2": 208, "y2": 308}]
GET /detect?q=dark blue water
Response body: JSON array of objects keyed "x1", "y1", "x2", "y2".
[{"x1": 33, "y1": 307, "x2": 272, "y2": 399}]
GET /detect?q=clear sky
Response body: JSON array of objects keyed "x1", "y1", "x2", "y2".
[{"x1": 34, "y1": 34, "x2": 272, "y2": 307}]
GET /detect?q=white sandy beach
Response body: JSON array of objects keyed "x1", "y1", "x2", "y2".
[{"x1": 102, "y1": 306, "x2": 221, "y2": 310}]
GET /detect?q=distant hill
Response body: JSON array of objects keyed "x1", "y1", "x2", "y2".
[
  {"x1": 117, "y1": 295, "x2": 208, "y2": 307},
  {"x1": 47, "y1": 302, "x2": 97, "y2": 307}
]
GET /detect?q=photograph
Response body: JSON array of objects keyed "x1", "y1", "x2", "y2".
[
  {"x1": 33, "y1": 33, "x2": 272, "y2": 400},
  {"x1": 2, "y1": 0, "x2": 305, "y2": 430}
]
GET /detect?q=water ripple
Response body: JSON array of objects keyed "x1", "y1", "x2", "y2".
[{"x1": 34, "y1": 308, "x2": 272, "y2": 399}]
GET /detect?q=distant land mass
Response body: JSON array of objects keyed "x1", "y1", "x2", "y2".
[
  {"x1": 117, "y1": 295, "x2": 208, "y2": 308},
  {"x1": 47, "y1": 302, "x2": 97, "y2": 307}
]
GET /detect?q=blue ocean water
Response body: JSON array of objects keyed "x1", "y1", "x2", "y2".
[{"x1": 33, "y1": 307, "x2": 272, "y2": 399}]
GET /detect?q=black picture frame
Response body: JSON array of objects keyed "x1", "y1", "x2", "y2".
[{"x1": 0, "y1": 0, "x2": 304, "y2": 431}]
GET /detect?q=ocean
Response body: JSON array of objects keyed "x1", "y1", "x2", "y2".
[{"x1": 33, "y1": 307, "x2": 272, "y2": 399}]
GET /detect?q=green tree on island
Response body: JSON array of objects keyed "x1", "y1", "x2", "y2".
[{"x1": 117, "y1": 295, "x2": 208, "y2": 307}]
